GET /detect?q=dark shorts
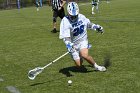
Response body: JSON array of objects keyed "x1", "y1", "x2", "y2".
[
  {"x1": 53, "y1": 7, "x2": 65, "y2": 20},
  {"x1": 92, "y1": 2, "x2": 97, "y2": 6}
]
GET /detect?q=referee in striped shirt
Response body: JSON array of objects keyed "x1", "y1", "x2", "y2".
[{"x1": 51, "y1": 0, "x2": 66, "y2": 33}]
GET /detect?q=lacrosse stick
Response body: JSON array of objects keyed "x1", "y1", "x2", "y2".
[{"x1": 28, "y1": 52, "x2": 69, "y2": 80}]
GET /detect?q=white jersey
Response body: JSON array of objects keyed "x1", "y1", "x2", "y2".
[{"x1": 59, "y1": 14, "x2": 91, "y2": 44}]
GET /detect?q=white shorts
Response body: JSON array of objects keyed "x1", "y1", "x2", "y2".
[{"x1": 71, "y1": 39, "x2": 88, "y2": 60}]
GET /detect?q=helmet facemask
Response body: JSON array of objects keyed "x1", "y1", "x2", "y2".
[{"x1": 68, "y1": 14, "x2": 78, "y2": 22}]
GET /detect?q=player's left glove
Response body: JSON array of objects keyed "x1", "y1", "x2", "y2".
[{"x1": 96, "y1": 25, "x2": 104, "y2": 34}]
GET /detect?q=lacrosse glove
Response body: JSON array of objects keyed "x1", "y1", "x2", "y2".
[
  {"x1": 95, "y1": 25, "x2": 104, "y2": 34},
  {"x1": 66, "y1": 42, "x2": 74, "y2": 53}
]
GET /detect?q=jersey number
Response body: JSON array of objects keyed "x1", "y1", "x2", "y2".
[{"x1": 73, "y1": 25, "x2": 84, "y2": 36}]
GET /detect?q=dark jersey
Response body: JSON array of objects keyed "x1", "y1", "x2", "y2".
[
  {"x1": 92, "y1": 0, "x2": 98, "y2": 2},
  {"x1": 52, "y1": 0, "x2": 63, "y2": 10}
]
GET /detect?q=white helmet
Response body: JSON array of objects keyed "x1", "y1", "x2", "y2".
[{"x1": 67, "y1": 2, "x2": 79, "y2": 22}]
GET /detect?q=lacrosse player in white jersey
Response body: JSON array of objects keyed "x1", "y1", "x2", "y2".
[{"x1": 59, "y1": 2, "x2": 106, "y2": 71}]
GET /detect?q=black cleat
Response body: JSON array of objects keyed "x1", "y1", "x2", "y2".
[{"x1": 51, "y1": 28, "x2": 57, "y2": 33}]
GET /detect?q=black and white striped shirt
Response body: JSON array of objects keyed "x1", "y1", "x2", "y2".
[{"x1": 52, "y1": 0, "x2": 63, "y2": 10}]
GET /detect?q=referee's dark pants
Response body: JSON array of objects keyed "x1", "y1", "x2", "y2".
[
  {"x1": 53, "y1": 7, "x2": 65, "y2": 21},
  {"x1": 52, "y1": 7, "x2": 65, "y2": 33}
]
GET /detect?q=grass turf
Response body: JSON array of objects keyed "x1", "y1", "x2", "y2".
[{"x1": 0, "y1": 0, "x2": 140, "y2": 93}]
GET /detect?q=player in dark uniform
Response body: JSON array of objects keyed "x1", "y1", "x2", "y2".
[{"x1": 91, "y1": 0, "x2": 99, "y2": 14}]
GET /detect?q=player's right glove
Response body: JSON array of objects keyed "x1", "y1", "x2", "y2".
[{"x1": 66, "y1": 42, "x2": 74, "y2": 53}]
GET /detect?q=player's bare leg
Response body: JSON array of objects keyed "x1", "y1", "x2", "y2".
[
  {"x1": 52, "y1": 22, "x2": 57, "y2": 33},
  {"x1": 80, "y1": 48, "x2": 106, "y2": 71},
  {"x1": 75, "y1": 58, "x2": 83, "y2": 67}
]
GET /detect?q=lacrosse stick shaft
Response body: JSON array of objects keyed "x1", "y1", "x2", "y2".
[{"x1": 42, "y1": 52, "x2": 69, "y2": 69}]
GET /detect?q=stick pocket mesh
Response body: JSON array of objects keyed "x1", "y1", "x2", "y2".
[{"x1": 28, "y1": 67, "x2": 43, "y2": 80}]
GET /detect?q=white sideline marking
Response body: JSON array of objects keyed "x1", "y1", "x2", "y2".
[
  {"x1": 79, "y1": 3, "x2": 90, "y2": 6},
  {"x1": 0, "y1": 78, "x2": 4, "y2": 82},
  {"x1": 6, "y1": 86, "x2": 21, "y2": 93}
]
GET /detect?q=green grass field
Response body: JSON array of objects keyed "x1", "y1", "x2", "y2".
[{"x1": 0, "y1": 0, "x2": 140, "y2": 93}]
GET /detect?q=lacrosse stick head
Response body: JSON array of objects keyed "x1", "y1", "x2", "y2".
[{"x1": 28, "y1": 67, "x2": 43, "y2": 80}]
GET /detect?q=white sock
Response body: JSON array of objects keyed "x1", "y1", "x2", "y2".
[
  {"x1": 92, "y1": 7, "x2": 94, "y2": 12},
  {"x1": 94, "y1": 63, "x2": 99, "y2": 68}
]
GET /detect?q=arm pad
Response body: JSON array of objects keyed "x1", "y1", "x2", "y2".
[
  {"x1": 88, "y1": 23, "x2": 104, "y2": 33},
  {"x1": 88, "y1": 23, "x2": 99, "y2": 30}
]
